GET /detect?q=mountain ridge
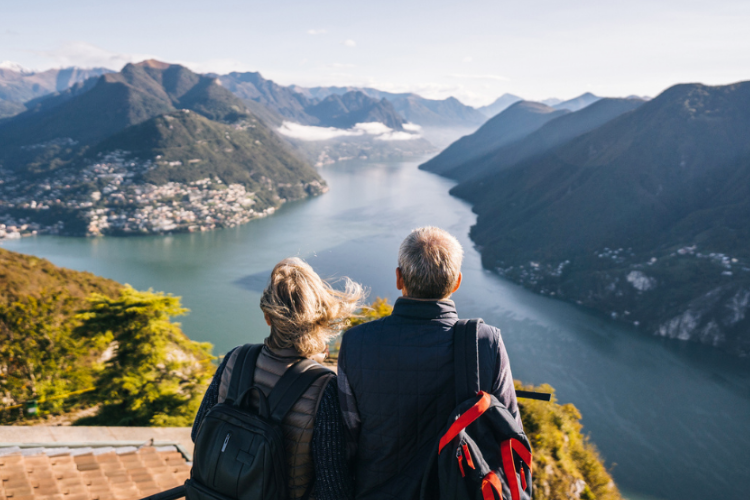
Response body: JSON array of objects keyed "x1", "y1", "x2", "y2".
[
  {"x1": 444, "y1": 97, "x2": 645, "y2": 182},
  {"x1": 553, "y1": 92, "x2": 601, "y2": 111},
  {"x1": 0, "y1": 60, "x2": 326, "y2": 238},
  {"x1": 477, "y1": 93, "x2": 524, "y2": 117},
  {"x1": 419, "y1": 101, "x2": 569, "y2": 177},
  {"x1": 449, "y1": 80, "x2": 750, "y2": 356},
  {"x1": 0, "y1": 65, "x2": 112, "y2": 104}
]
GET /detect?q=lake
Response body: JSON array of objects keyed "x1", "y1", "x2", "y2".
[{"x1": 4, "y1": 158, "x2": 750, "y2": 500}]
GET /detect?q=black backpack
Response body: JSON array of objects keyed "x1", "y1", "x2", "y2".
[
  {"x1": 186, "y1": 344, "x2": 330, "y2": 500},
  {"x1": 420, "y1": 320, "x2": 534, "y2": 500}
]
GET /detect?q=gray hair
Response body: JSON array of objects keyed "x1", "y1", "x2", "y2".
[{"x1": 398, "y1": 227, "x2": 464, "y2": 299}]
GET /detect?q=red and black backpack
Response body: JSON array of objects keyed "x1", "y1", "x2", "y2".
[{"x1": 420, "y1": 319, "x2": 533, "y2": 500}]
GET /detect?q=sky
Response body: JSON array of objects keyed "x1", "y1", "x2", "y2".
[{"x1": 1, "y1": 0, "x2": 749, "y2": 106}]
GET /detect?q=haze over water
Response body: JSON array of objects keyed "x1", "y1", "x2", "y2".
[{"x1": 4, "y1": 158, "x2": 750, "y2": 500}]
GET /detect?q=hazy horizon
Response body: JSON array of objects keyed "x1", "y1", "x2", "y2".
[{"x1": 2, "y1": 0, "x2": 749, "y2": 106}]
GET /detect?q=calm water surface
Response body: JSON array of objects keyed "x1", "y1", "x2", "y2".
[{"x1": 4, "y1": 158, "x2": 750, "y2": 500}]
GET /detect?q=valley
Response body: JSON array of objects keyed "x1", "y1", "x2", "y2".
[{"x1": 3, "y1": 57, "x2": 749, "y2": 361}]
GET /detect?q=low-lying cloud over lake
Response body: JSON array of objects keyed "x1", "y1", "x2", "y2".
[{"x1": 277, "y1": 121, "x2": 422, "y2": 141}]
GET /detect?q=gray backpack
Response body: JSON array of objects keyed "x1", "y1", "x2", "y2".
[{"x1": 186, "y1": 344, "x2": 329, "y2": 500}]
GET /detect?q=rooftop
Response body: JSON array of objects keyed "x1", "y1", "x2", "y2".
[{"x1": 0, "y1": 427, "x2": 193, "y2": 500}]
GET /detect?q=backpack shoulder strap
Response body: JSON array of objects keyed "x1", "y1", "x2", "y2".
[
  {"x1": 268, "y1": 359, "x2": 332, "y2": 423},
  {"x1": 226, "y1": 344, "x2": 263, "y2": 403},
  {"x1": 453, "y1": 319, "x2": 481, "y2": 405}
]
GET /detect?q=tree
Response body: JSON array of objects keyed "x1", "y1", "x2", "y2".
[
  {"x1": 0, "y1": 291, "x2": 96, "y2": 421},
  {"x1": 76, "y1": 286, "x2": 214, "y2": 426},
  {"x1": 348, "y1": 297, "x2": 394, "y2": 328}
]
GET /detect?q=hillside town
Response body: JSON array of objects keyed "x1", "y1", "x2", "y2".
[{"x1": 0, "y1": 150, "x2": 323, "y2": 239}]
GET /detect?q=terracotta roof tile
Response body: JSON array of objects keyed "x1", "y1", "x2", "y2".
[{"x1": 1, "y1": 446, "x2": 189, "y2": 500}]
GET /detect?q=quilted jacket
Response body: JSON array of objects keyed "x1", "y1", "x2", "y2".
[{"x1": 337, "y1": 297, "x2": 519, "y2": 500}]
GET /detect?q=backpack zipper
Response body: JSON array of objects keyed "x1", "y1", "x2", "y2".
[
  {"x1": 221, "y1": 432, "x2": 232, "y2": 452},
  {"x1": 456, "y1": 448, "x2": 466, "y2": 477},
  {"x1": 462, "y1": 443, "x2": 476, "y2": 469}
]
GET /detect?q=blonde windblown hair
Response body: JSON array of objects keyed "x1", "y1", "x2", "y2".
[{"x1": 260, "y1": 257, "x2": 365, "y2": 357}]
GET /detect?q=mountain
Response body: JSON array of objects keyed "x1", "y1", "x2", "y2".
[
  {"x1": 95, "y1": 110, "x2": 321, "y2": 208},
  {"x1": 291, "y1": 85, "x2": 486, "y2": 128},
  {"x1": 553, "y1": 92, "x2": 601, "y2": 112},
  {"x1": 305, "y1": 91, "x2": 405, "y2": 130},
  {"x1": 290, "y1": 85, "x2": 358, "y2": 100},
  {"x1": 451, "y1": 81, "x2": 750, "y2": 356},
  {"x1": 387, "y1": 95, "x2": 486, "y2": 128},
  {"x1": 0, "y1": 65, "x2": 111, "y2": 104},
  {"x1": 0, "y1": 60, "x2": 251, "y2": 171},
  {"x1": 541, "y1": 97, "x2": 562, "y2": 106},
  {"x1": 217, "y1": 72, "x2": 313, "y2": 124},
  {"x1": 419, "y1": 101, "x2": 569, "y2": 177},
  {"x1": 0, "y1": 61, "x2": 30, "y2": 72},
  {"x1": 0, "y1": 60, "x2": 326, "y2": 237},
  {"x1": 219, "y1": 75, "x2": 431, "y2": 129},
  {"x1": 443, "y1": 98, "x2": 645, "y2": 181},
  {"x1": 477, "y1": 93, "x2": 524, "y2": 117},
  {"x1": 0, "y1": 100, "x2": 25, "y2": 119}
]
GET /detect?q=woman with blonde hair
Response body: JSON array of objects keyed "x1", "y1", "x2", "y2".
[{"x1": 192, "y1": 257, "x2": 364, "y2": 500}]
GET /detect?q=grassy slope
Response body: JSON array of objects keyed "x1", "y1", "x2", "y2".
[
  {"x1": 0, "y1": 247, "x2": 121, "y2": 304},
  {"x1": 516, "y1": 382, "x2": 621, "y2": 500}
]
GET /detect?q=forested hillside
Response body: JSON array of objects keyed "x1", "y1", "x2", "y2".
[
  {"x1": 434, "y1": 98, "x2": 643, "y2": 182},
  {"x1": 0, "y1": 248, "x2": 213, "y2": 425},
  {"x1": 447, "y1": 81, "x2": 750, "y2": 356},
  {"x1": 419, "y1": 101, "x2": 568, "y2": 177},
  {"x1": 0, "y1": 60, "x2": 325, "y2": 238}
]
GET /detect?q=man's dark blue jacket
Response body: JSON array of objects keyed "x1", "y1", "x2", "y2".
[{"x1": 337, "y1": 297, "x2": 520, "y2": 500}]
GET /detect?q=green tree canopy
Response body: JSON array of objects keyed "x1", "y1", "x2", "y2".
[
  {"x1": 0, "y1": 291, "x2": 97, "y2": 417},
  {"x1": 76, "y1": 286, "x2": 214, "y2": 426}
]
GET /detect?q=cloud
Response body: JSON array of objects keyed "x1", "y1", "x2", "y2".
[
  {"x1": 277, "y1": 121, "x2": 421, "y2": 142},
  {"x1": 343, "y1": 39, "x2": 356, "y2": 48},
  {"x1": 307, "y1": 29, "x2": 327, "y2": 35},
  {"x1": 32, "y1": 41, "x2": 154, "y2": 70},
  {"x1": 277, "y1": 122, "x2": 362, "y2": 141},
  {"x1": 463, "y1": 56, "x2": 473, "y2": 63},
  {"x1": 448, "y1": 74, "x2": 510, "y2": 81},
  {"x1": 0, "y1": 61, "x2": 31, "y2": 73}
]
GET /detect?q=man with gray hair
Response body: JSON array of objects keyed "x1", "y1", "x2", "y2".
[{"x1": 338, "y1": 226, "x2": 520, "y2": 500}]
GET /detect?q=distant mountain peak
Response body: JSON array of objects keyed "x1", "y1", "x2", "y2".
[
  {"x1": 541, "y1": 97, "x2": 562, "y2": 106},
  {"x1": 134, "y1": 59, "x2": 172, "y2": 69},
  {"x1": 0, "y1": 61, "x2": 31, "y2": 73},
  {"x1": 553, "y1": 93, "x2": 601, "y2": 112}
]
